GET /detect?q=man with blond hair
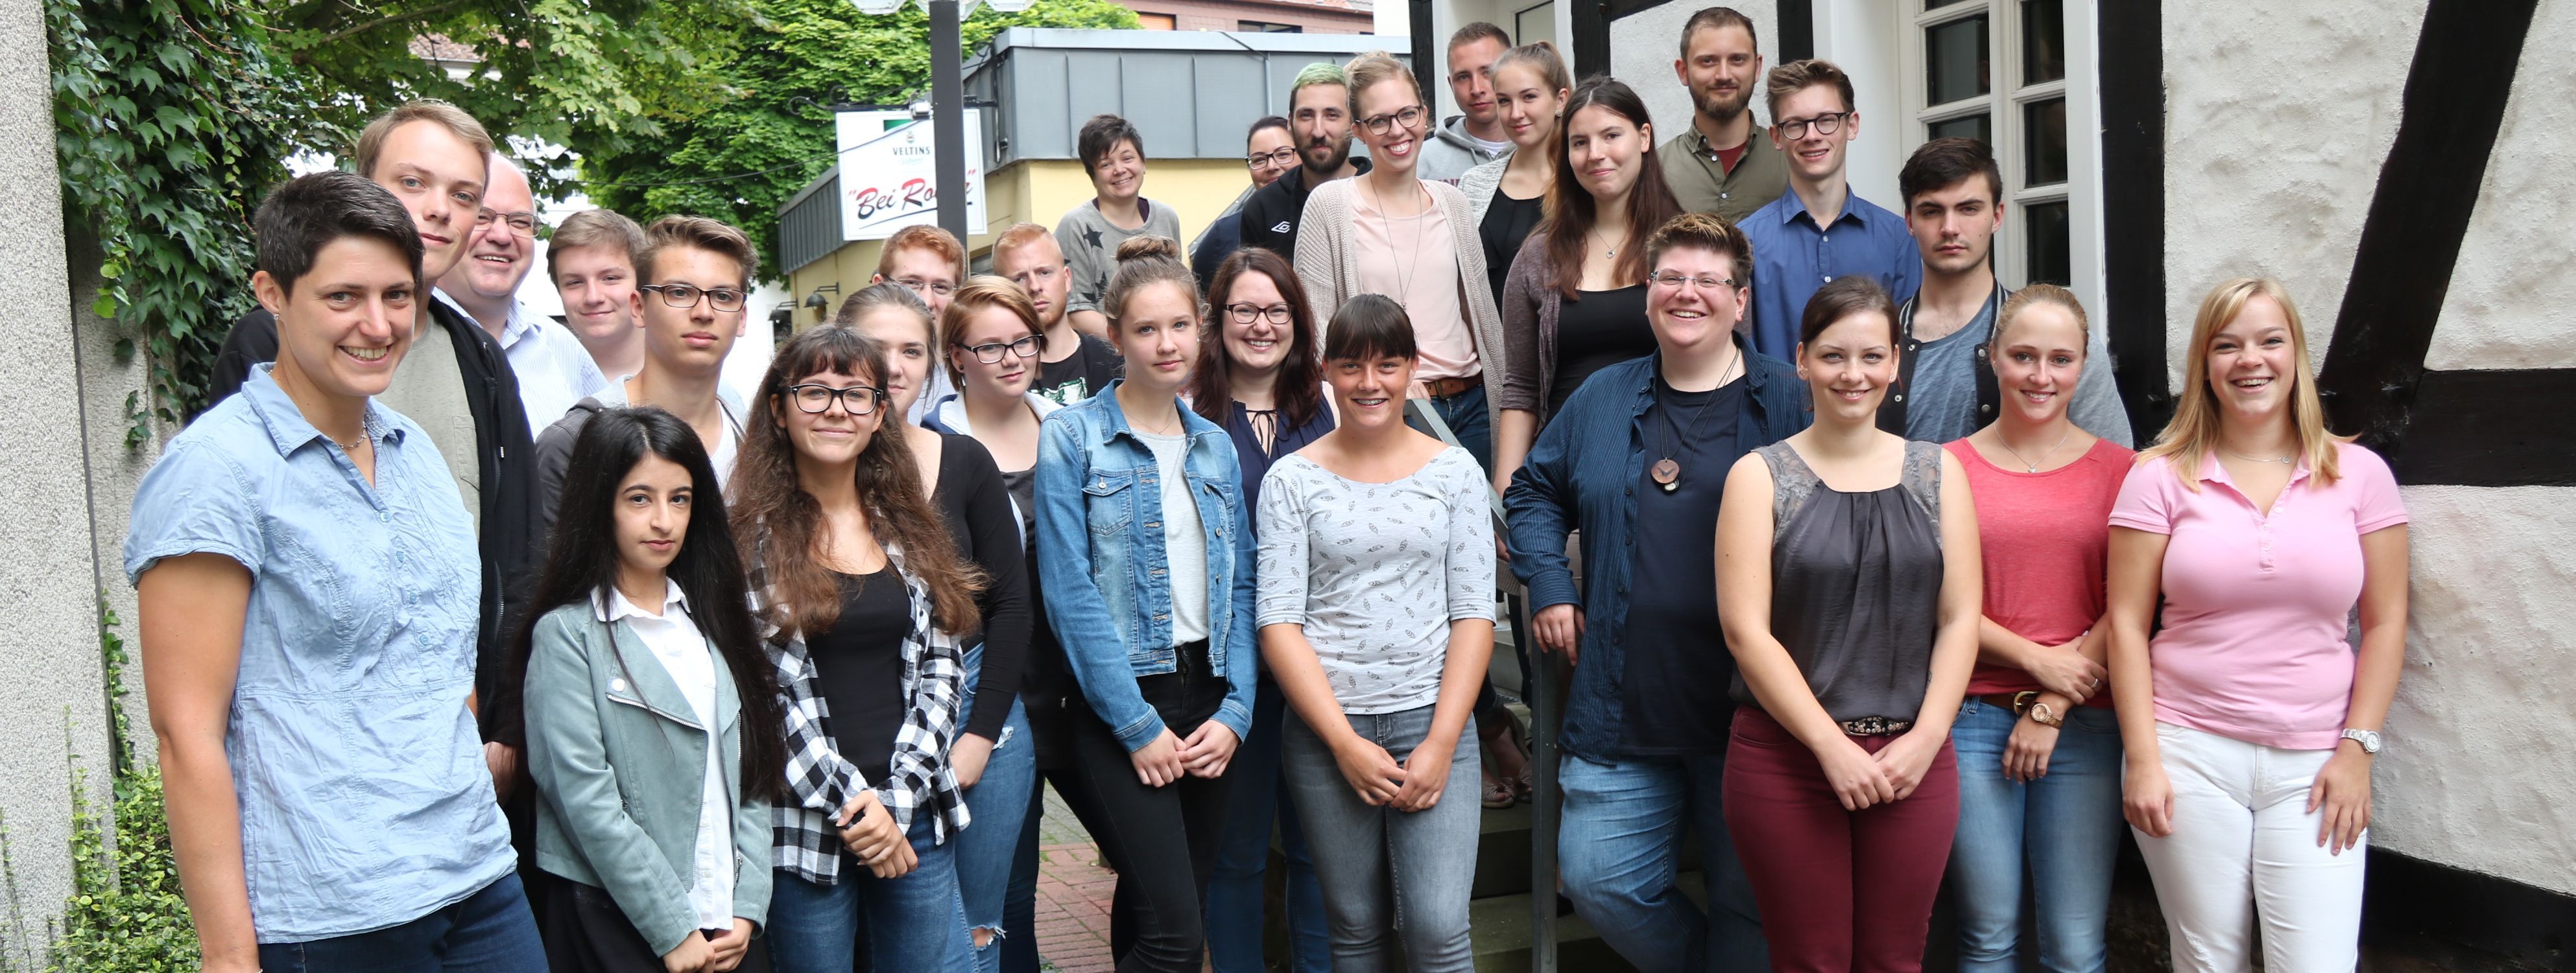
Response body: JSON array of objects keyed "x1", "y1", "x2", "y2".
[
  {"x1": 547, "y1": 208, "x2": 649, "y2": 381},
  {"x1": 991, "y1": 222, "x2": 1123, "y2": 406},
  {"x1": 869, "y1": 224, "x2": 970, "y2": 420},
  {"x1": 1418, "y1": 21, "x2": 1516, "y2": 183},
  {"x1": 438, "y1": 153, "x2": 609, "y2": 434},
  {"x1": 202, "y1": 99, "x2": 539, "y2": 758}
]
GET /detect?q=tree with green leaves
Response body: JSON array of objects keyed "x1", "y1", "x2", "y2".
[{"x1": 575, "y1": 0, "x2": 1140, "y2": 281}]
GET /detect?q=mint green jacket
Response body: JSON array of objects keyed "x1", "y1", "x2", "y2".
[{"x1": 523, "y1": 602, "x2": 771, "y2": 953}]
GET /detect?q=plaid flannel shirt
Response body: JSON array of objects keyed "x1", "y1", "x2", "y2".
[{"x1": 750, "y1": 537, "x2": 970, "y2": 886}]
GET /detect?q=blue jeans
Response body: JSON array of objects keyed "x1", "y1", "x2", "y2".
[
  {"x1": 1949, "y1": 698, "x2": 2125, "y2": 973},
  {"x1": 769, "y1": 814, "x2": 973, "y2": 973},
  {"x1": 1558, "y1": 751, "x2": 1767, "y2": 973},
  {"x1": 1408, "y1": 383, "x2": 1493, "y2": 476},
  {"x1": 1281, "y1": 705, "x2": 1481, "y2": 973},
  {"x1": 256, "y1": 871, "x2": 544, "y2": 973},
  {"x1": 958, "y1": 644, "x2": 1042, "y2": 973},
  {"x1": 1207, "y1": 674, "x2": 1330, "y2": 973}
]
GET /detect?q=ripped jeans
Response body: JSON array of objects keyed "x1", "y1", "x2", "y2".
[{"x1": 957, "y1": 642, "x2": 1042, "y2": 972}]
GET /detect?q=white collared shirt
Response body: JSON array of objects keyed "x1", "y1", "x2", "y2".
[
  {"x1": 597, "y1": 582, "x2": 734, "y2": 930},
  {"x1": 440, "y1": 290, "x2": 612, "y2": 435}
]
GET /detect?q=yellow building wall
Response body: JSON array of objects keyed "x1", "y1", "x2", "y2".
[{"x1": 787, "y1": 158, "x2": 1257, "y2": 332}]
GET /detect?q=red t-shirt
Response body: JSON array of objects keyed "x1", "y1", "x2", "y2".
[
  {"x1": 1947, "y1": 436, "x2": 2135, "y2": 703},
  {"x1": 1715, "y1": 141, "x2": 1749, "y2": 173}
]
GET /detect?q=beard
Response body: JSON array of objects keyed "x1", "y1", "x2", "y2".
[
  {"x1": 1302, "y1": 134, "x2": 1353, "y2": 175},
  {"x1": 1693, "y1": 80, "x2": 1754, "y2": 124}
]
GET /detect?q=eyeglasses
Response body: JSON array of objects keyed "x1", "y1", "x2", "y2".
[
  {"x1": 1774, "y1": 111, "x2": 1851, "y2": 140},
  {"x1": 475, "y1": 208, "x2": 538, "y2": 237},
  {"x1": 962, "y1": 334, "x2": 1045, "y2": 363},
  {"x1": 638, "y1": 283, "x2": 748, "y2": 312},
  {"x1": 1245, "y1": 148, "x2": 1299, "y2": 169},
  {"x1": 1359, "y1": 105, "x2": 1427, "y2": 136},
  {"x1": 1650, "y1": 272, "x2": 1741, "y2": 290},
  {"x1": 896, "y1": 277, "x2": 957, "y2": 298},
  {"x1": 1225, "y1": 303, "x2": 1293, "y2": 325},
  {"x1": 785, "y1": 383, "x2": 888, "y2": 416}
]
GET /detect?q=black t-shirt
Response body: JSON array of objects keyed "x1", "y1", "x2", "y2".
[
  {"x1": 1480, "y1": 188, "x2": 1545, "y2": 309},
  {"x1": 1551, "y1": 285, "x2": 1656, "y2": 416},
  {"x1": 1616, "y1": 375, "x2": 1747, "y2": 755},
  {"x1": 1032, "y1": 333, "x2": 1125, "y2": 407},
  {"x1": 807, "y1": 566, "x2": 911, "y2": 778}
]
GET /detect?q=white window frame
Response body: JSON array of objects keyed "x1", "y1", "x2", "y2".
[{"x1": 1894, "y1": 0, "x2": 2105, "y2": 312}]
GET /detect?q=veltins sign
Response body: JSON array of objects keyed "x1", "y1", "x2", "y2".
[{"x1": 834, "y1": 109, "x2": 987, "y2": 242}]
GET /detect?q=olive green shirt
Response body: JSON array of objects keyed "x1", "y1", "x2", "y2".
[{"x1": 1658, "y1": 123, "x2": 1789, "y2": 226}]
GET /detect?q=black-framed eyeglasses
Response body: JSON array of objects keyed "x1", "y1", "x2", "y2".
[
  {"x1": 1774, "y1": 111, "x2": 1851, "y2": 140},
  {"x1": 962, "y1": 334, "x2": 1045, "y2": 363},
  {"x1": 896, "y1": 277, "x2": 957, "y2": 298},
  {"x1": 1245, "y1": 148, "x2": 1298, "y2": 169},
  {"x1": 638, "y1": 283, "x2": 748, "y2": 312},
  {"x1": 1359, "y1": 105, "x2": 1427, "y2": 136},
  {"x1": 475, "y1": 208, "x2": 538, "y2": 236},
  {"x1": 1225, "y1": 303, "x2": 1293, "y2": 325},
  {"x1": 785, "y1": 383, "x2": 888, "y2": 415},
  {"x1": 1650, "y1": 271, "x2": 1741, "y2": 290}
]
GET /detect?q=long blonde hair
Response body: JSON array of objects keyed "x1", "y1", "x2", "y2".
[{"x1": 2141, "y1": 277, "x2": 2348, "y2": 487}]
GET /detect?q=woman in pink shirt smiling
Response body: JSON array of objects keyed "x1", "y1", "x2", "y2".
[{"x1": 2105, "y1": 277, "x2": 2409, "y2": 972}]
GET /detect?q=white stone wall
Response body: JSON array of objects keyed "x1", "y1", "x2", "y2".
[
  {"x1": 0, "y1": 0, "x2": 117, "y2": 957},
  {"x1": 1609, "y1": 0, "x2": 1782, "y2": 148},
  {"x1": 2165, "y1": 0, "x2": 2576, "y2": 897}
]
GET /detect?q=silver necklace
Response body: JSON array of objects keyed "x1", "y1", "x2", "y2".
[
  {"x1": 1997, "y1": 423, "x2": 2075, "y2": 473},
  {"x1": 2221, "y1": 447, "x2": 2295, "y2": 465},
  {"x1": 1372, "y1": 180, "x2": 1431, "y2": 308}
]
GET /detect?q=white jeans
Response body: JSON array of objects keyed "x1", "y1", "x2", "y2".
[{"x1": 2132, "y1": 721, "x2": 2365, "y2": 973}]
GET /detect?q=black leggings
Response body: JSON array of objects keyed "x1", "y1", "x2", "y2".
[{"x1": 1051, "y1": 642, "x2": 1235, "y2": 973}]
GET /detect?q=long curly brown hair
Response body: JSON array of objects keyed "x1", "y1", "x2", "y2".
[{"x1": 730, "y1": 325, "x2": 983, "y2": 637}]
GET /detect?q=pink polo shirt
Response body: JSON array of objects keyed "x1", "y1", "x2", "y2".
[{"x1": 2108, "y1": 441, "x2": 2407, "y2": 750}]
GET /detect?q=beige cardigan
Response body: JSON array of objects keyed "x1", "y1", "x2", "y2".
[{"x1": 1290, "y1": 177, "x2": 1522, "y2": 435}]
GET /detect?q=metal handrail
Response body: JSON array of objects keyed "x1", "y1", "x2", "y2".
[{"x1": 1402, "y1": 399, "x2": 1560, "y2": 973}]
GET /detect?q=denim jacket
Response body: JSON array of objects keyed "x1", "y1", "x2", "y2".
[
  {"x1": 1503, "y1": 341, "x2": 1810, "y2": 760},
  {"x1": 1034, "y1": 381, "x2": 1258, "y2": 751}
]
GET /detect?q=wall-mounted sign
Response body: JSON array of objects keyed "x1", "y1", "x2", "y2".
[{"x1": 835, "y1": 109, "x2": 987, "y2": 242}]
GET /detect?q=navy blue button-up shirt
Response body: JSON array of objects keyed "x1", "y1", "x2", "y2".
[
  {"x1": 1741, "y1": 187, "x2": 1921, "y2": 358},
  {"x1": 1503, "y1": 342, "x2": 1811, "y2": 761}
]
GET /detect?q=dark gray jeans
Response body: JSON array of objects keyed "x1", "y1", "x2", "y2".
[{"x1": 1281, "y1": 704, "x2": 1482, "y2": 973}]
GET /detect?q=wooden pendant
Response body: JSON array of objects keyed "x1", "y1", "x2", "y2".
[{"x1": 1651, "y1": 458, "x2": 1681, "y2": 492}]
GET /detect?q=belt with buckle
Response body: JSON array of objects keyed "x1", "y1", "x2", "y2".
[
  {"x1": 1839, "y1": 715, "x2": 1914, "y2": 736},
  {"x1": 1420, "y1": 373, "x2": 1483, "y2": 399}
]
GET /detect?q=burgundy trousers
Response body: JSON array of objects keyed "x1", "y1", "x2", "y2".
[{"x1": 1723, "y1": 708, "x2": 1959, "y2": 972}]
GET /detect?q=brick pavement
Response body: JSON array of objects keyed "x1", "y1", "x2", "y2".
[{"x1": 1032, "y1": 784, "x2": 1119, "y2": 973}]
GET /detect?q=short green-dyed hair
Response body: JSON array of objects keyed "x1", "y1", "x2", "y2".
[{"x1": 1290, "y1": 62, "x2": 1350, "y2": 109}]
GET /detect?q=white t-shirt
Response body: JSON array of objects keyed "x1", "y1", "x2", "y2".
[{"x1": 1135, "y1": 428, "x2": 1210, "y2": 646}]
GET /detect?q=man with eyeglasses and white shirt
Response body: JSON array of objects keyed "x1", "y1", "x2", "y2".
[
  {"x1": 1740, "y1": 58, "x2": 1920, "y2": 358},
  {"x1": 872, "y1": 224, "x2": 969, "y2": 421},
  {"x1": 991, "y1": 222, "x2": 1124, "y2": 406},
  {"x1": 531, "y1": 215, "x2": 757, "y2": 530},
  {"x1": 436, "y1": 153, "x2": 610, "y2": 435}
]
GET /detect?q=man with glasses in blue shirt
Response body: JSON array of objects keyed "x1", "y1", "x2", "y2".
[
  {"x1": 437, "y1": 152, "x2": 610, "y2": 436},
  {"x1": 532, "y1": 215, "x2": 756, "y2": 529},
  {"x1": 1741, "y1": 59, "x2": 1920, "y2": 358}
]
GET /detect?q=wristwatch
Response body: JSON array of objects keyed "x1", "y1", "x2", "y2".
[
  {"x1": 2028, "y1": 701, "x2": 2064, "y2": 728},
  {"x1": 2341, "y1": 728, "x2": 2383, "y2": 754}
]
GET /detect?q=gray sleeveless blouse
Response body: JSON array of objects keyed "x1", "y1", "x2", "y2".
[{"x1": 1729, "y1": 440, "x2": 1946, "y2": 723}]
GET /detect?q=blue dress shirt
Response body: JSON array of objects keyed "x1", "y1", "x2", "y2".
[
  {"x1": 1741, "y1": 187, "x2": 1922, "y2": 358},
  {"x1": 124, "y1": 365, "x2": 512, "y2": 943}
]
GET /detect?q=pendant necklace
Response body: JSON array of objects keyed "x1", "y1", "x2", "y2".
[
  {"x1": 1649, "y1": 345, "x2": 1743, "y2": 492},
  {"x1": 2220, "y1": 447, "x2": 2295, "y2": 465},
  {"x1": 1373, "y1": 180, "x2": 1431, "y2": 309},
  {"x1": 1997, "y1": 423, "x2": 2075, "y2": 473}
]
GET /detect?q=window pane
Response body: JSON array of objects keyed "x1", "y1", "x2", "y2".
[
  {"x1": 2026, "y1": 200, "x2": 2071, "y2": 285},
  {"x1": 1137, "y1": 12, "x2": 1174, "y2": 29},
  {"x1": 1928, "y1": 113, "x2": 1990, "y2": 146},
  {"x1": 2021, "y1": 0, "x2": 2065, "y2": 83},
  {"x1": 1925, "y1": 15, "x2": 1992, "y2": 105},
  {"x1": 2025, "y1": 97, "x2": 2068, "y2": 185},
  {"x1": 1926, "y1": 0, "x2": 1970, "y2": 8}
]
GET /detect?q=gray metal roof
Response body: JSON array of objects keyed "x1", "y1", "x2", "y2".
[{"x1": 965, "y1": 28, "x2": 1409, "y2": 164}]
